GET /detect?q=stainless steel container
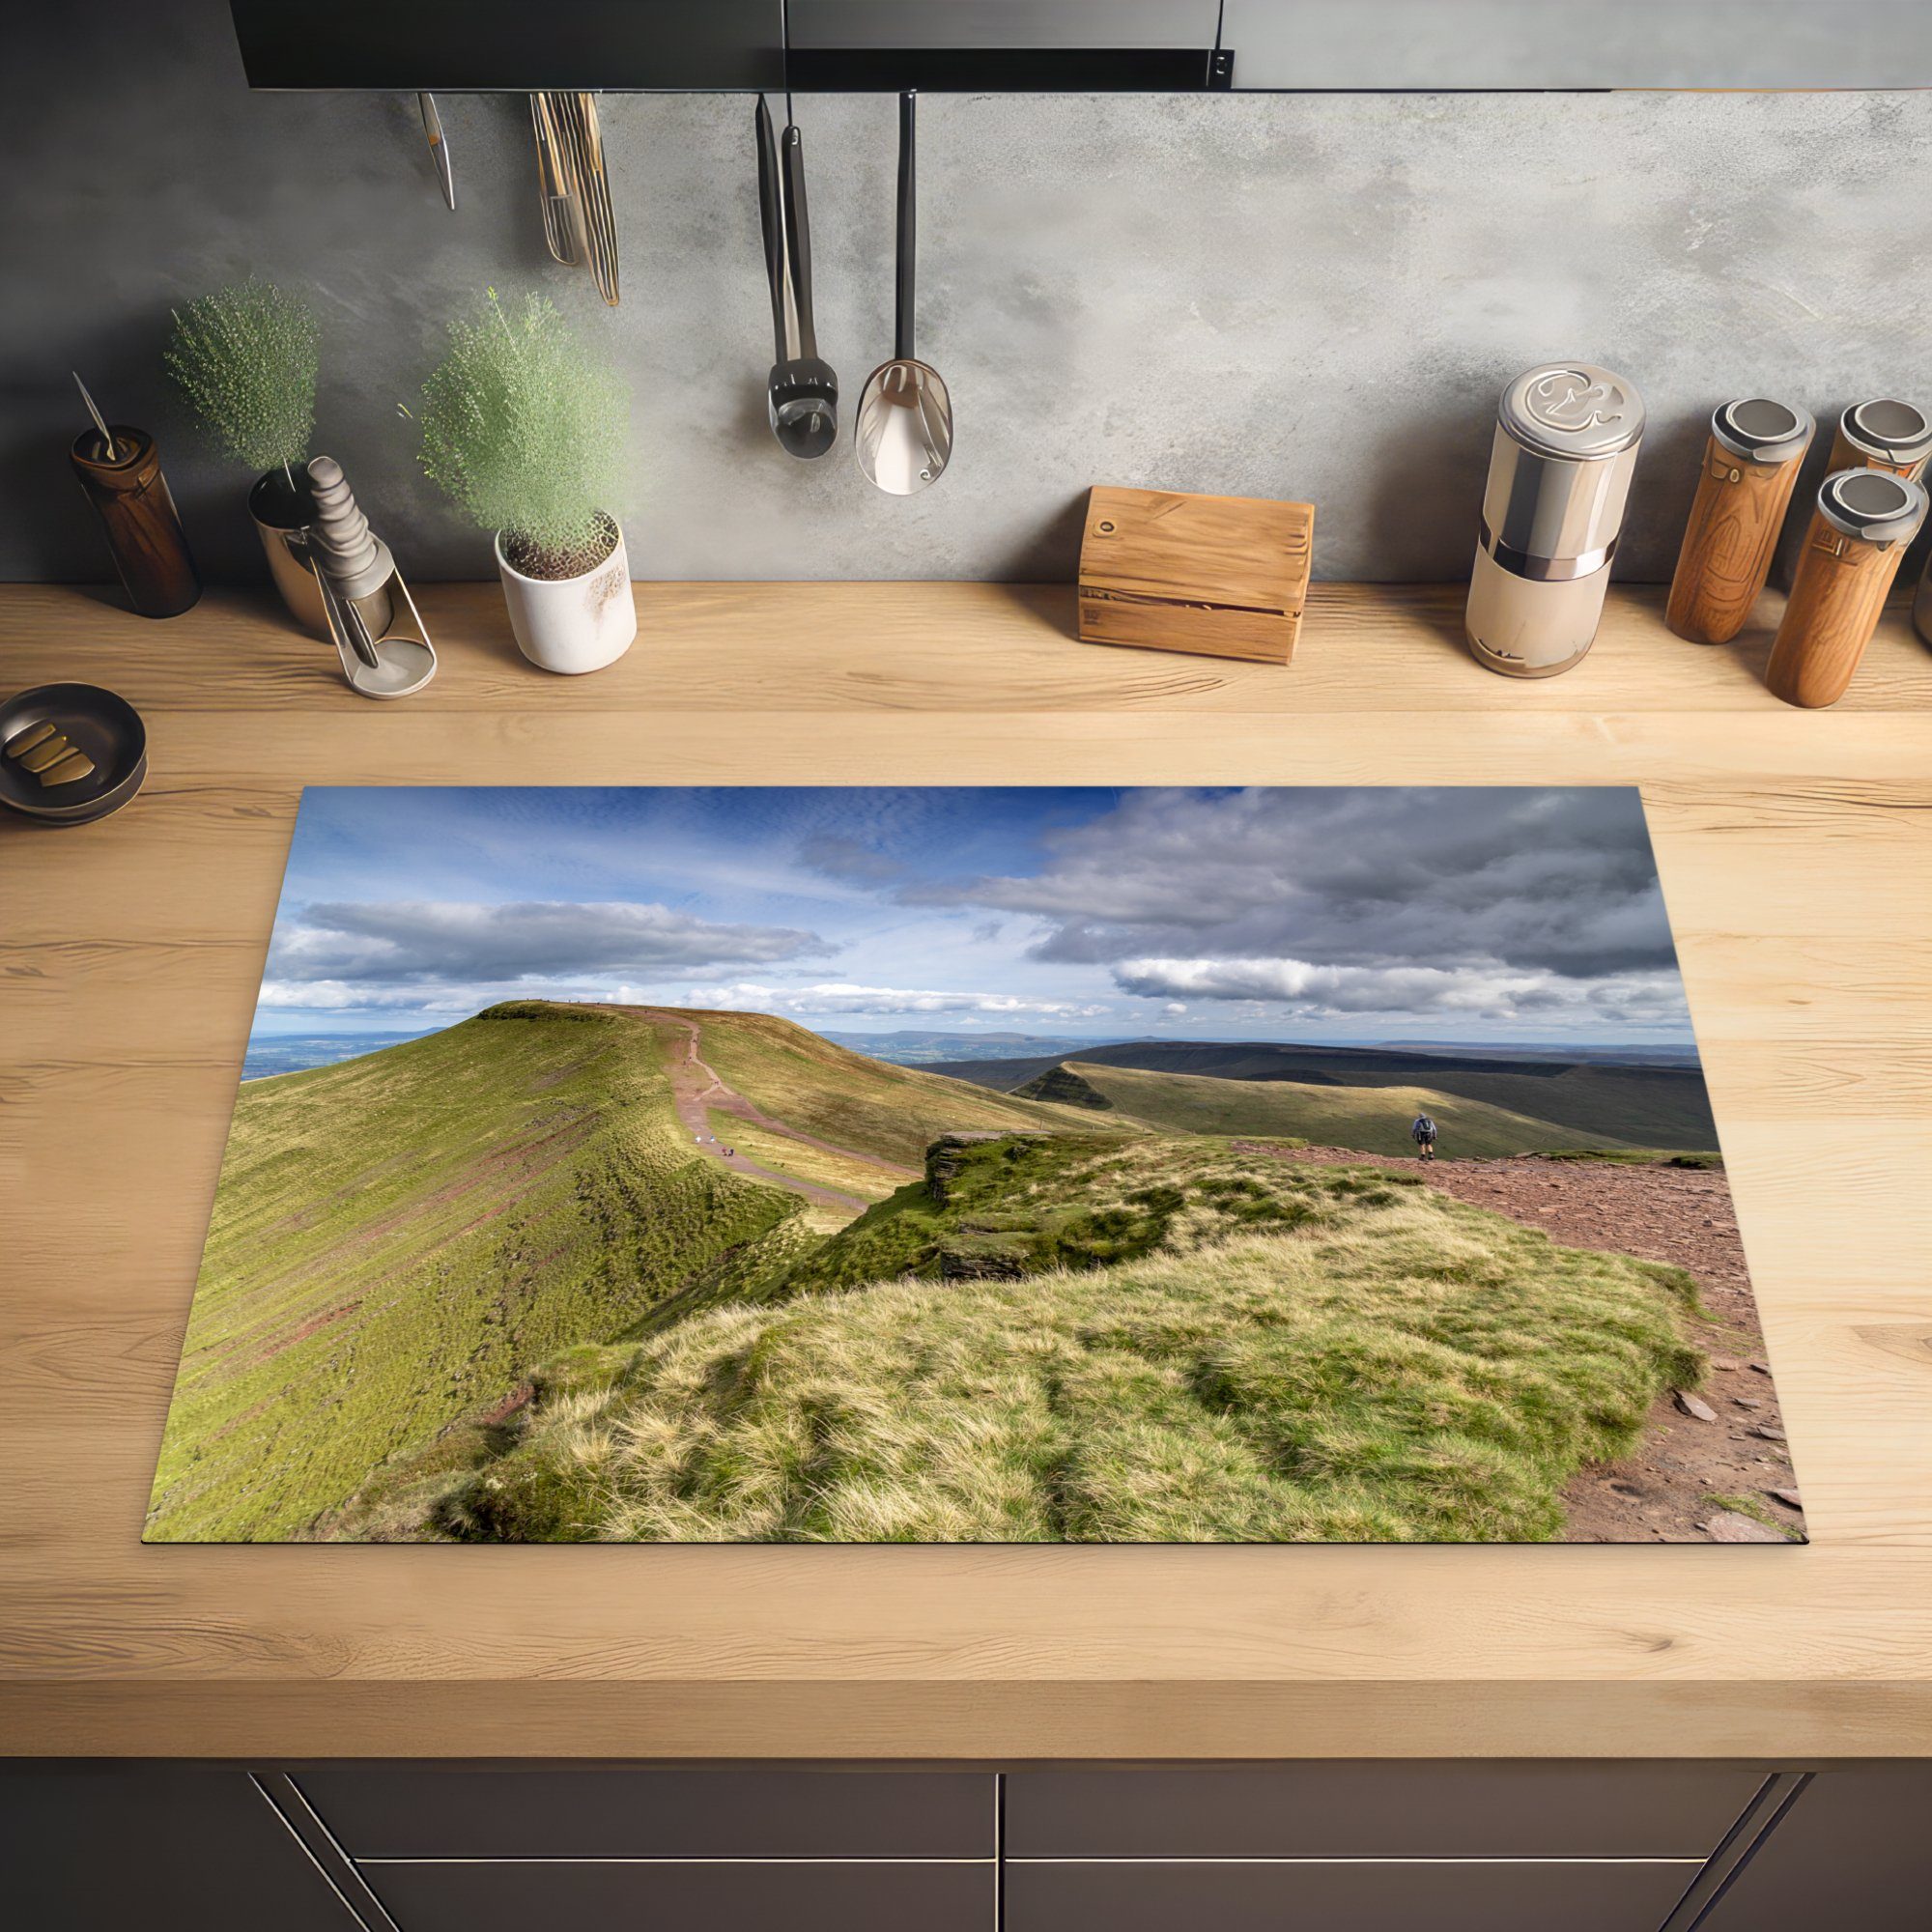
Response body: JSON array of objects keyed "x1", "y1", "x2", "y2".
[
  {"x1": 1827, "y1": 398, "x2": 1932, "y2": 482},
  {"x1": 1466, "y1": 363, "x2": 1645, "y2": 677},
  {"x1": 248, "y1": 469, "x2": 328, "y2": 637}
]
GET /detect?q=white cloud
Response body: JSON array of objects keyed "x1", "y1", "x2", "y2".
[
  {"x1": 1114, "y1": 956, "x2": 1689, "y2": 1025},
  {"x1": 268, "y1": 899, "x2": 826, "y2": 986},
  {"x1": 687, "y1": 980, "x2": 1112, "y2": 1019}
]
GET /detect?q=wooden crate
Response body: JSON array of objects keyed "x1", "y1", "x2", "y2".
[{"x1": 1076, "y1": 485, "x2": 1314, "y2": 665}]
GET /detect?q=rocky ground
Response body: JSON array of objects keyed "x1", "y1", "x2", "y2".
[{"x1": 1238, "y1": 1145, "x2": 1804, "y2": 1545}]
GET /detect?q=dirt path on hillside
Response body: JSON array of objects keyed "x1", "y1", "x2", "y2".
[
  {"x1": 623, "y1": 1009, "x2": 913, "y2": 1213},
  {"x1": 1237, "y1": 1144, "x2": 1803, "y2": 1545}
]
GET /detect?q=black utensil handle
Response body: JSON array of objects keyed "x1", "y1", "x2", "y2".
[
  {"x1": 781, "y1": 124, "x2": 817, "y2": 360},
  {"x1": 754, "y1": 95, "x2": 789, "y2": 363},
  {"x1": 895, "y1": 90, "x2": 917, "y2": 363}
]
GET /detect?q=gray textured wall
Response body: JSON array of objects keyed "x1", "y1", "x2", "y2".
[{"x1": 8, "y1": 1, "x2": 1931, "y2": 585}]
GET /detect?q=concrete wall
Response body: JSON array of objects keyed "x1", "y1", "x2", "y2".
[{"x1": 9, "y1": 1, "x2": 1931, "y2": 584}]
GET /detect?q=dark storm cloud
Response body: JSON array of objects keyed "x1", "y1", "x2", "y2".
[
  {"x1": 903, "y1": 787, "x2": 1675, "y2": 980},
  {"x1": 270, "y1": 900, "x2": 828, "y2": 985}
]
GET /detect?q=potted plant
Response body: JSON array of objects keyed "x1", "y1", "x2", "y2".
[
  {"x1": 415, "y1": 289, "x2": 635, "y2": 674},
  {"x1": 165, "y1": 279, "x2": 323, "y2": 632}
]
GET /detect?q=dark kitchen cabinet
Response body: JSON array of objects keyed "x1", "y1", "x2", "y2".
[
  {"x1": 9, "y1": 1759, "x2": 1932, "y2": 1930},
  {"x1": 362, "y1": 1860, "x2": 992, "y2": 1932},
  {"x1": 1690, "y1": 1765, "x2": 1932, "y2": 1931},
  {"x1": 790, "y1": 1, "x2": 1220, "y2": 47},
  {"x1": 297, "y1": 1763, "x2": 995, "y2": 1859},
  {"x1": 230, "y1": 0, "x2": 785, "y2": 92},
  {"x1": 1005, "y1": 1762, "x2": 1762, "y2": 1859},
  {"x1": 0, "y1": 1764, "x2": 356, "y2": 1931},
  {"x1": 1005, "y1": 1858, "x2": 1698, "y2": 1932},
  {"x1": 786, "y1": 0, "x2": 1223, "y2": 88}
]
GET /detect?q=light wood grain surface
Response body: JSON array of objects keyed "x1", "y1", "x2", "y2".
[{"x1": 3, "y1": 579, "x2": 1930, "y2": 1760}]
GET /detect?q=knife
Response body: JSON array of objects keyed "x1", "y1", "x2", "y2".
[
  {"x1": 530, "y1": 93, "x2": 583, "y2": 267},
  {"x1": 418, "y1": 92, "x2": 456, "y2": 212},
  {"x1": 558, "y1": 93, "x2": 620, "y2": 307}
]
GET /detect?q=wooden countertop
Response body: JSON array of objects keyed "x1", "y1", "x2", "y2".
[{"x1": 3, "y1": 579, "x2": 1931, "y2": 1762}]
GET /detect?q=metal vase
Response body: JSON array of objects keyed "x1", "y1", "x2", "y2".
[{"x1": 248, "y1": 469, "x2": 328, "y2": 637}]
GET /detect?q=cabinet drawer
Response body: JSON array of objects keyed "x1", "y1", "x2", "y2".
[
  {"x1": 1, "y1": 1765, "x2": 357, "y2": 1932},
  {"x1": 1006, "y1": 1859, "x2": 1696, "y2": 1932},
  {"x1": 364, "y1": 1859, "x2": 992, "y2": 1932},
  {"x1": 1693, "y1": 1766, "x2": 1932, "y2": 1930},
  {"x1": 1006, "y1": 1763, "x2": 1759, "y2": 1859},
  {"x1": 298, "y1": 1766, "x2": 993, "y2": 1860}
]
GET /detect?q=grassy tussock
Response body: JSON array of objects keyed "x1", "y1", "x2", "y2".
[
  {"x1": 784, "y1": 1133, "x2": 1322, "y2": 1295},
  {"x1": 443, "y1": 1146, "x2": 1703, "y2": 1544}
]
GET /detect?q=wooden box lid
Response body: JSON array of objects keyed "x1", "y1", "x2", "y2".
[{"x1": 1076, "y1": 485, "x2": 1315, "y2": 666}]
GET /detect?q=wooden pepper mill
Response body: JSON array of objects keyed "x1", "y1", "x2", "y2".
[
  {"x1": 1665, "y1": 398, "x2": 1812, "y2": 645},
  {"x1": 68, "y1": 425, "x2": 200, "y2": 619},
  {"x1": 1764, "y1": 469, "x2": 1928, "y2": 708},
  {"x1": 1824, "y1": 398, "x2": 1931, "y2": 482}
]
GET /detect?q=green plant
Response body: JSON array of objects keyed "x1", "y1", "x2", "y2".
[
  {"x1": 414, "y1": 289, "x2": 630, "y2": 579},
  {"x1": 165, "y1": 279, "x2": 319, "y2": 482}
]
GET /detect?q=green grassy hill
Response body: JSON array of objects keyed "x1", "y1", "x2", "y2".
[
  {"x1": 147, "y1": 1006, "x2": 803, "y2": 1541},
  {"x1": 149, "y1": 1003, "x2": 1114, "y2": 1542},
  {"x1": 423, "y1": 1134, "x2": 1705, "y2": 1544},
  {"x1": 682, "y1": 1008, "x2": 1123, "y2": 1167},
  {"x1": 1014, "y1": 1061, "x2": 1615, "y2": 1158},
  {"x1": 935, "y1": 1040, "x2": 1718, "y2": 1151}
]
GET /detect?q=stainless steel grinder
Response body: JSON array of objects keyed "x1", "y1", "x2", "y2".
[{"x1": 1466, "y1": 363, "x2": 1646, "y2": 677}]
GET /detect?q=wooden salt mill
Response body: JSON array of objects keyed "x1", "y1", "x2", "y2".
[
  {"x1": 1665, "y1": 398, "x2": 1812, "y2": 645},
  {"x1": 1764, "y1": 469, "x2": 1928, "y2": 709}
]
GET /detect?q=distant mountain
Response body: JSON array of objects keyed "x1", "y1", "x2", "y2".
[
  {"x1": 932, "y1": 1038, "x2": 1719, "y2": 1151},
  {"x1": 1016, "y1": 1060, "x2": 1612, "y2": 1159},
  {"x1": 242, "y1": 1030, "x2": 440, "y2": 1078},
  {"x1": 816, "y1": 1029, "x2": 1119, "y2": 1065},
  {"x1": 1383, "y1": 1039, "x2": 1703, "y2": 1068}
]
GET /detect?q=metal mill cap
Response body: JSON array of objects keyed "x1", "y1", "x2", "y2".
[
  {"x1": 1839, "y1": 398, "x2": 1932, "y2": 467},
  {"x1": 1816, "y1": 467, "x2": 1929, "y2": 545},
  {"x1": 1713, "y1": 397, "x2": 1813, "y2": 464},
  {"x1": 1498, "y1": 363, "x2": 1645, "y2": 462}
]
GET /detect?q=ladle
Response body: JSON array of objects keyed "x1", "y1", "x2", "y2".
[{"x1": 856, "y1": 92, "x2": 952, "y2": 495}]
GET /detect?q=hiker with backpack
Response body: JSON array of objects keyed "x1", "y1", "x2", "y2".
[{"x1": 1410, "y1": 1113, "x2": 1438, "y2": 1160}]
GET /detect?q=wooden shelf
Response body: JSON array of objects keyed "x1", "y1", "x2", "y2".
[{"x1": 2, "y1": 580, "x2": 1930, "y2": 1760}]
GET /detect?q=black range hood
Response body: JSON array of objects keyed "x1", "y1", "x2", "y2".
[
  {"x1": 228, "y1": 0, "x2": 1231, "y2": 94},
  {"x1": 228, "y1": 0, "x2": 1932, "y2": 95}
]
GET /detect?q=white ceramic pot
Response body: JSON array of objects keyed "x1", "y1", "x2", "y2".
[{"x1": 494, "y1": 520, "x2": 637, "y2": 674}]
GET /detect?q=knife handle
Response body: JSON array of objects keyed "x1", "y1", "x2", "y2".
[{"x1": 781, "y1": 126, "x2": 816, "y2": 359}]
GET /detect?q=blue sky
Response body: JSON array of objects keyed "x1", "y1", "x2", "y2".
[{"x1": 249, "y1": 785, "x2": 1695, "y2": 1045}]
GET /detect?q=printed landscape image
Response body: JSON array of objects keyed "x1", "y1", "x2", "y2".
[{"x1": 147, "y1": 785, "x2": 1804, "y2": 1545}]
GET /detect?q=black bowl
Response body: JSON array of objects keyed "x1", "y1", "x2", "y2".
[{"x1": 0, "y1": 682, "x2": 147, "y2": 826}]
